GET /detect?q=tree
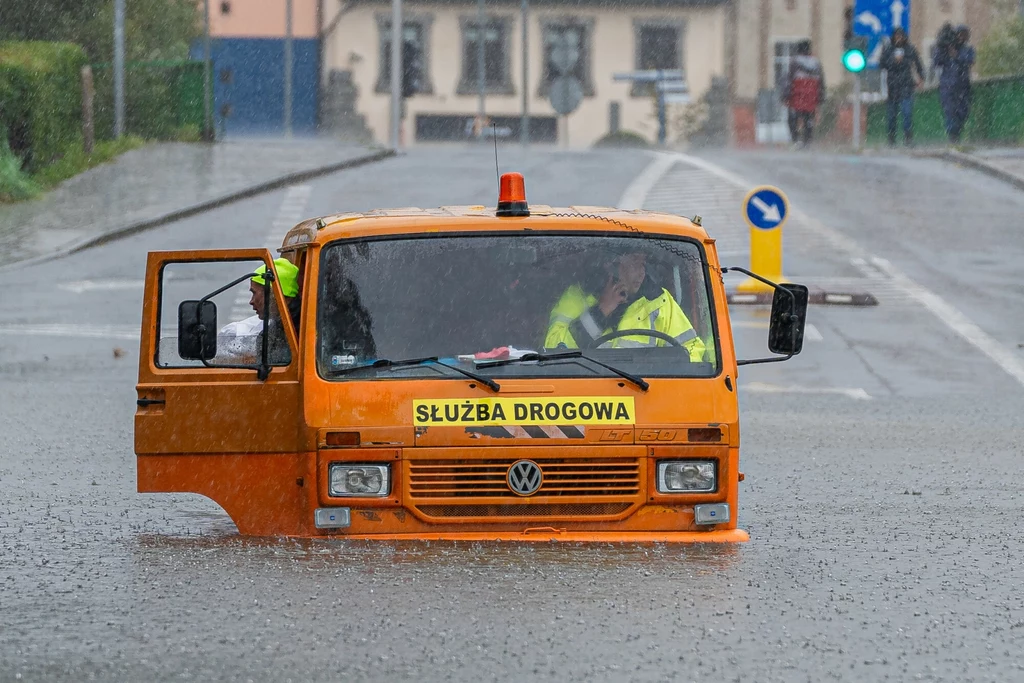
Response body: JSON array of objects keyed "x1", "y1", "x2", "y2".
[
  {"x1": 0, "y1": 0, "x2": 198, "y2": 62},
  {"x1": 977, "y1": 16, "x2": 1024, "y2": 78}
]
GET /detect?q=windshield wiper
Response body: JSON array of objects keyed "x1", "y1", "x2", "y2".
[
  {"x1": 327, "y1": 356, "x2": 500, "y2": 392},
  {"x1": 477, "y1": 351, "x2": 649, "y2": 392}
]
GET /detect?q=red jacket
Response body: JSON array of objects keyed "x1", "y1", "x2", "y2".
[{"x1": 785, "y1": 56, "x2": 825, "y2": 113}]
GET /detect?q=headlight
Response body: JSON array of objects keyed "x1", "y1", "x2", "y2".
[
  {"x1": 657, "y1": 460, "x2": 716, "y2": 493},
  {"x1": 329, "y1": 464, "x2": 391, "y2": 497}
]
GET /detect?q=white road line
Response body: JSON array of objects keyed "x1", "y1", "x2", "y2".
[
  {"x1": 232, "y1": 184, "x2": 314, "y2": 320},
  {"x1": 869, "y1": 257, "x2": 1024, "y2": 386},
  {"x1": 742, "y1": 382, "x2": 872, "y2": 400},
  {"x1": 730, "y1": 320, "x2": 823, "y2": 341},
  {"x1": 0, "y1": 324, "x2": 139, "y2": 340},
  {"x1": 617, "y1": 153, "x2": 676, "y2": 210},
  {"x1": 623, "y1": 152, "x2": 1024, "y2": 390},
  {"x1": 58, "y1": 279, "x2": 145, "y2": 293}
]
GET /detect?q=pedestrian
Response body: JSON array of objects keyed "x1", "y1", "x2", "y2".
[
  {"x1": 783, "y1": 40, "x2": 825, "y2": 148},
  {"x1": 934, "y1": 25, "x2": 975, "y2": 144},
  {"x1": 879, "y1": 28, "x2": 924, "y2": 147}
]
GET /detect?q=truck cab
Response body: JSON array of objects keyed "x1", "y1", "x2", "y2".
[{"x1": 135, "y1": 173, "x2": 807, "y2": 541}]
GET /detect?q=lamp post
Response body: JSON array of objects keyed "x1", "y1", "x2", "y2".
[
  {"x1": 113, "y1": 0, "x2": 126, "y2": 138},
  {"x1": 284, "y1": 0, "x2": 294, "y2": 137},
  {"x1": 389, "y1": 0, "x2": 403, "y2": 149},
  {"x1": 202, "y1": 0, "x2": 213, "y2": 141}
]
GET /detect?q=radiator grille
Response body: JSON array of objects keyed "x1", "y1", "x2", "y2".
[
  {"x1": 407, "y1": 458, "x2": 641, "y2": 499},
  {"x1": 416, "y1": 503, "x2": 633, "y2": 519}
]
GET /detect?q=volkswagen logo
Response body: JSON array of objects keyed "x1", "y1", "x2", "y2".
[{"x1": 506, "y1": 460, "x2": 543, "y2": 496}]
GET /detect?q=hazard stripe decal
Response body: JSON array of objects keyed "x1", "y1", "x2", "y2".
[{"x1": 465, "y1": 425, "x2": 587, "y2": 439}]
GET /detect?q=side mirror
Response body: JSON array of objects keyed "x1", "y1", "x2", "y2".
[
  {"x1": 767, "y1": 284, "x2": 808, "y2": 356},
  {"x1": 178, "y1": 300, "x2": 218, "y2": 360}
]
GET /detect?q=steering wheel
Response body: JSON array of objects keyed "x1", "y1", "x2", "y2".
[{"x1": 592, "y1": 328, "x2": 682, "y2": 348}]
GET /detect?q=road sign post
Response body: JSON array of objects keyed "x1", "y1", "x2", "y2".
[
  {"x1": 853, "y1": 0, "x2": 911, "y2": 68},
  {"x1": 612, "y1": 70, "x2": 685, "y2": 146},
  {"x1": 737, "y1": 186, "x2": 790, "y2": 293}
]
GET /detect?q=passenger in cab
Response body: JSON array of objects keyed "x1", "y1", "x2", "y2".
[
  {"x1": 544, "y1": 249, "x2": 706, "y2": 362},
  {"x1": 219, "y1": 258, "x2": 301, "y2": 363}
]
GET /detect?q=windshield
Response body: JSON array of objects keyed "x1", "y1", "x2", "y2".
[{"x1": 317, "y1": 232, "x2": 719, "y2": 380}]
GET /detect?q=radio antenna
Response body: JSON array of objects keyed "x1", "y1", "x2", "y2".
[{"x1": 493, "y1": 122, "x2": 500, "y2": 185}]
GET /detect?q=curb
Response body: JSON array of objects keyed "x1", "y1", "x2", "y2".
[
  {"x1": 0, "y1": 147, "x2": 397, "y2": 274},
  {"x1": 920, "y1": 149, "x2": 1024, "y2": 192},
  {"x1": 728, "y1": 290, "x2": 879, "y2": 307}
]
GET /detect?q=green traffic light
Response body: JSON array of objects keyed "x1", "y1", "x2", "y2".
[{"x1": 843, "y1": 49, "x2": 867, "y2": 73}]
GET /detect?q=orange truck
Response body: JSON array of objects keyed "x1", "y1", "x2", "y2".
[{"x1": 135, "y1": 173, "x2": 807, "y2": 542}]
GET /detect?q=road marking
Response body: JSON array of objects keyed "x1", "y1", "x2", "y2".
[
  {"x1": 869, "y1": 257, "x2": 1024, "y2": 387},
  {"x1": 622, "y1": 152, "x2": 1024, "y2": 390},
  {"x1": 730, "y1": 320, "x2": 823, "y2": 341},
  {"x1": 58, "y1": 279, "x2": 145, "y2": 294},
  {"x1": 743, "y1": 382, "x2": 872, "y2": 400},
  {"x1": 231, "y1": 185, "x2": 313, "y2": 320},
  {"x1": 0, "y1": 324, "x2": 139, "y2": 340},
  {"x1": 617, "y1": 153, "x2": 677, "y2": 210}
]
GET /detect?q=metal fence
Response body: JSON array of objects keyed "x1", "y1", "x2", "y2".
[{"x1": 90, "y1": 60, "x2": 208, "y2": 140}]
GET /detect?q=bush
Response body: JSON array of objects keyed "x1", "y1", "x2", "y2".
[
  {"x1": 0, "y1": 41, "x2": 87, "y2": 172},
  {"x1": 0, "y1": 135, "x2": 40, "y2": 201},
  {"x1": 593, "y1": 130, "x2": 651, "y2": 149},
  {"x1": 977, "y1": 16, "x2": 1024, "y2": 78}
]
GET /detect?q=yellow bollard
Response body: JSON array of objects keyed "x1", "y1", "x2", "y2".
[{"x1": 737, "y1": 185, "x2": 789, "y2": 293}]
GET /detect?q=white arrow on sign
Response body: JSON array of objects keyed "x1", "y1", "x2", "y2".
[
  {"x1": 751, "y1": 196, "x2": 782, "y2": 223},
  {"x1": 855, "y1": 11, "x2": 882, "y2": 34},
  {"x1": 891, "y1": 0, "x2": 906, "y2": 29}
]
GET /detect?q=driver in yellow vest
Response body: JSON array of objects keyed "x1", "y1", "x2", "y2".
[{"x1": 544, "y1": 250, "x2": 707, "y2": 362}]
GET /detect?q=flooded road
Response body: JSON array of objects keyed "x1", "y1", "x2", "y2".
[{"x1": 3, "y1": 148, "x2": 1024, "y2": 681}]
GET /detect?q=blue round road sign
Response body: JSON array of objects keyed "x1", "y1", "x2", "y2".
[{"x1": 743, "y1": 186, "x2": 789, "y2": 230}]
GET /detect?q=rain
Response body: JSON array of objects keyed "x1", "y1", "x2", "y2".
[{"x1": 3, "y1": 0, "x2": 1024, "y2": 680}]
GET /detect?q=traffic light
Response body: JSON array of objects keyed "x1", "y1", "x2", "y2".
[
  {"x1": 843, "y1": 36, "x2": 868, "y2": 73},
  {"x1": 842, "y1": 6, "x2": 867, "y2": 74},
  {"x1": 401, "y1": 40, "x2": 421, "y2": 99}
]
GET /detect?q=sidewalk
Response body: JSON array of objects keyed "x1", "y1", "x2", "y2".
[
  {"x1": 917, "y1": 146, "x2": 1024, "y2": 191},
  {"x1": 0, "y1": 139, "x2": 393, "y2": 267}
]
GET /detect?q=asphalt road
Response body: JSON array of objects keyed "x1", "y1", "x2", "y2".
[{"x1": 2, "y1": 146, "x2": 1023, "y2": 682}]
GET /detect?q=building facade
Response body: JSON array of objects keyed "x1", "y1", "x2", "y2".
[
  {"x1": 321, "y1": 0, "x2": 731, "y2": 147},
  {"x1": 202, "y1": 0, "x2": 1007, "y2": 144},
  {"x1": 729, "y1": 0, "x2": 1005, "y2": 145},
  {"x1": 202, "y1": 0, "x2": 321, "y2": 135}
]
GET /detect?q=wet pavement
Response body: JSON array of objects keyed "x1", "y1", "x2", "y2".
[
  {"x1": 0, "y1": 139, "x2": 383, "y2": 265},
  {"x1": 2, "y1": 146, "x2": 1024, "y2": 681}
]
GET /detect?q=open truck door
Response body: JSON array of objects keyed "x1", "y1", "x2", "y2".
[{"x1": 135, "y1": 249, "x2": 312, "y2": 536}]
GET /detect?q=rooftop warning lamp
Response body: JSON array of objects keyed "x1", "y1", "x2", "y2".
[{"x1": 496, "y1": 172, "x2": 530, "y2": 217}]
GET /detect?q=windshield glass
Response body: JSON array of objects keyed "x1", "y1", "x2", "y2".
[{"x1": 317, "y1": 232, "x2": 719, "y2": 380}]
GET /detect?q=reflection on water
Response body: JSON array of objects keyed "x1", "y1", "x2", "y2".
[{"x1": 131, "y1": 530, "x2": 743, "y2": 574}]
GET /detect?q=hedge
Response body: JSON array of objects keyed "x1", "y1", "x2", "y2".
[
  {"x1": 867, "y1": 75, "x2": 1024, "y2": 145},
  {"x1": 0, "y1": 41, "x2": 87, "y2": 172}
]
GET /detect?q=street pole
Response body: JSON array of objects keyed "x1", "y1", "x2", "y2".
[
  {"x1": 113, "y1": 0, "x2": 125, "y2": 138},
  {"x1": 202, "y1": 0, "x2": 214, "y2": 141},
  {"x1": 476, "y1": 0, "x2": 486, "y2": 140},
  {"x1": 852, "y1": 73, "x2": 861, "y2": 150},
  {"x1": 284, "y1": 0, "x2": 294, "y2": 137},
  {"x1": 389, "y1": 0, "x2": 402, "y2": 150},
  {"x1": 520, "y1": 0, "x2": 528, "y2": 146}
]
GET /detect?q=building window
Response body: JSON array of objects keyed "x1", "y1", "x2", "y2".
[
  {"x1": 458, "y1": 16, "x2": 514, "y2": 96},
  {"x1": 220, "y1": 1, "x2": 231, "y2": 14},
  {"x1": 375, "y1": 14, "x2": 434, "y2": 95},
  {"x1": 539, "y1": 18, "x2": 594, "y2": 97},
  {"x1": 632, "y1": 20, "x2": 685, "y2": 96}
]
